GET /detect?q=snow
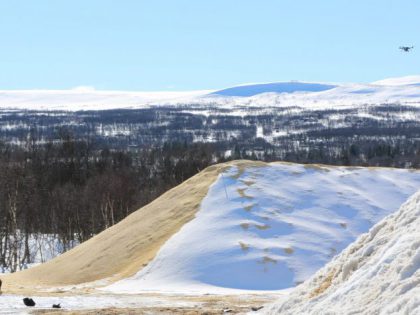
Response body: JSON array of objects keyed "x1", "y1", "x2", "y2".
[
  {"x1": 1, "y1": 233, "x2": 78, "y2": 273},
  {"x1": 104, "y1": 163, "x2": 420, "y2": 294},
  {"x1": 211, "y1": 82, "x2": 336, "y2": 97},
  {"x1": 261, "y1": 189, "x2": 420, "y2": 315},
  {"x1": 373, "y1": 75, "x2": 420, "y2": 86},
  {"x1": 1, "y1": 76, "x2": 420, "y2": 111},
  {"x1": 0, "y1": 89, "x2": 211, "y2": 111},
  {"x1": 196, "y1": 83, "x2": 420, "y2": 110},
  {"x1": 0, "y1": 293, "x2": 202, "y2": 314}
]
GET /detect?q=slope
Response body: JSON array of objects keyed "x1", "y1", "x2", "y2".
[
  {"x1": 3, "y1": 161, "x2": 233, "y2": 290},
  {"x1": 105, "y1": 163, "x2": 420, "y2": 294},
  {"x1": 262, "y1": 190, "x2": 420, "y2": 315},
  {"x1": 211, "y1": 82, "x2": 336, "y2": 97}
]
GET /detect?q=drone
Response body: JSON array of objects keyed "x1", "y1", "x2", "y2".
[{"x1": 399, "y1": 46, "x2": 414, "y2": 52}]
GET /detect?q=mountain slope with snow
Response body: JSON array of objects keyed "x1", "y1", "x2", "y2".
[
  {"x1": 1, "y1": 76, "x2": 420, "y2": 110},
  {"x1": 211, "y1": 82, "x2": 336, "y2": 97},
  {"x1": 262, "y1": 190, "x2": 420, "y2": 315},
  {"x1": 104, "y1": 162, "x2": 420, "y2": 294},
  {"x1": 0, "y1": 89, "x2": 211, "y2": 111}
]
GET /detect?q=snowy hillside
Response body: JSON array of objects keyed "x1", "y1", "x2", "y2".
[
  {"x1": 105, "y1": 163, "x2": 420, "y2": 294},
  {"x1": 211, "y1": 82, "x2": 336, "y2": 97},
  {"x1": 1, "y1": 76, "x2": 420, "y2": 110},
  {"x1": 0, "y1": 89, "x2": 210, "y2": 111},
  {"x1": 262, "y1": 189, "x2": 420, "y2": 315},
  {"x1": 373, "y1": 75, "x2": 420, "y2": 86},
  {"x1": 198, "y1": 79, "x2": 420, "y2": 110}
]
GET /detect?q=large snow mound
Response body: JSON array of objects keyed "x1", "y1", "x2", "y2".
[
  {"x1": 262, "y1": 190, "x2": 420, "y2": 315},
  {"x1": 211, "y1": 82, "x2": 336, "y2": 97},
  {"x1": 105, "y1": 163, "x2": 420, "y2": 294}
]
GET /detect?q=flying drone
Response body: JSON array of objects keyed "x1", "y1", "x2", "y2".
[{"x1": 399, "y1": 46, "x2": 414, "y2": 52}]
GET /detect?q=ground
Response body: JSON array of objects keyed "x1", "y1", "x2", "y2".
[{"x1": 1, "y1": 290, "x2": 277, "y2": 314}]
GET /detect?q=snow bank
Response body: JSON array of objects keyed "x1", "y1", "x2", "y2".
[
  {"x1": 262, "y1": 190, "x2": 420, "y2": 315},
  {"x1": 105, "y1": 163, "x2": 420, "y2": 294}
]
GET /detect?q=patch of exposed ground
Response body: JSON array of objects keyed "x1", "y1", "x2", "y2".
[
  {"x1": 237, "y1": 188, "x2": 253, "y2": 200},
  {"x1": 309, "y1": 269, "x2": 336, "y2": 298},
  {"x1": 283, "y1": 247, "x2": 294, "y2": 255},
  {"x1": 239, "y1": 241, "x2": 250, "y2": 252},
  {"x1": 244, "y1": 204, "x2": 255, "y2": 212}
]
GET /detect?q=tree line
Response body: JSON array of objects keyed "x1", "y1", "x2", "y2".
[{"x1": 0, "y1": 133, "x2": 221, "y2": 272}]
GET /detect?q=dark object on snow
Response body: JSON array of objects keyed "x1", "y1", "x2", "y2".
[
  {"x1": 0, "y1": 278, "x2": 2, "y2": 291},
  {"x1": 251, "y1": 306, "x2": 264, "y2": 311},
  {"x1": 52, "y1": 303, "x2": 61, "y2": 309},
  {"x1": 23, "y1": 298, "x2": 36, "y2": 307}
]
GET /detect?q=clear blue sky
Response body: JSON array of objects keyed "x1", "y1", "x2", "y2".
[{"x1": 0, "y1": 0, "x2": 419, "y2": 90}]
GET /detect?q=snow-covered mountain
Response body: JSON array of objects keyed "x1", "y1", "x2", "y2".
[
  {"x1": 199, "y1": 77, "x2": 420, "y2": 110},
  {"x1": 0, "y1": 89, "x2": 211, "y2": 111},
  {"x1": 1, "y1": 76, "x2": 420, "y2": 111},
  {"x1": 262, "y1": 189, "x2": 420, "y2": 315},
  {"x1": 210, "y1": 82, "x2": 336, "y2": 97}
]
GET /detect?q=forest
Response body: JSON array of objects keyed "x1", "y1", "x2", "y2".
[{"x1": 1, "y1": 103, "x2": 420, "y2": 271}]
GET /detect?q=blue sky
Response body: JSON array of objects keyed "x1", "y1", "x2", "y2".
[{"x1": 0, "y1": 0, "x2": 419, "y2": 90}]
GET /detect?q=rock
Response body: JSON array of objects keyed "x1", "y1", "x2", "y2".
[{"x1": 23, "y1": 298, "x2": 36, "y2": 307}]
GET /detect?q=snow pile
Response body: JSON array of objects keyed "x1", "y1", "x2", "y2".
[
  {"x1": 105, "y1": 163, "x2": 420, "y2": 294},
  {"x1": 262, "y1": 190, "x2": 420, "y2": 315}
]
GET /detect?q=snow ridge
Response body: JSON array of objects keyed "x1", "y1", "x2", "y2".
[
  {"x1": 262, "y1": 190, "x2": 420, "y2": 315},
  {"x1": 0, "y1": 76, "x2": 420, "y2": 110}
]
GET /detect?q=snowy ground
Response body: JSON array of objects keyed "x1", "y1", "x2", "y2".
[
  {"x1": 262, "y1": 190, "x2": 420, "y2": 315},
  {"x1": 105, "y1": 163, "x2": 420, "y2": 294},
  {"x1": 0, "y1": 292, "x2": 276, "y2": 314},
  {"x1": 0, "y1": 293, "x2": 199, "y2": 314}
]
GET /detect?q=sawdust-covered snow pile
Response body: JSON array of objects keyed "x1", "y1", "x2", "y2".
[
  {"x1": 262, "y1": 190, "x2": 420, "y2": 315},
  {"x1": 104, "y1": 163, "x2": 420, "y2": 294}
]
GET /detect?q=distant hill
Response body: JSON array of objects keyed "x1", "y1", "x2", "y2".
[{"x1": 211, "y1": 82, "x2": 336, "y2": 97}]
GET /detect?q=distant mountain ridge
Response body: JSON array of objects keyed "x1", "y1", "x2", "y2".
[
  {"x1": 0, "y1": 75, "x2": 420, "y2": 110},
  {"x1": 210, "y1": 82, "x2": 337, "y2": 97}
]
